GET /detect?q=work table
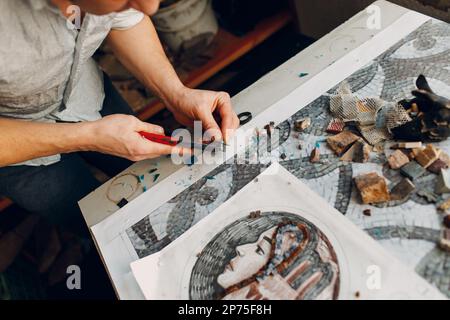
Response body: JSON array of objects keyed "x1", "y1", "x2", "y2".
[{"x1": 79, "y1": 1, "x2": 447, "y2": 299}]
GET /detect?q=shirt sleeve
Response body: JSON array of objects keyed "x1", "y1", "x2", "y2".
[{"x1": 111, "y1": 9, "x2": 145, "y2": 30}]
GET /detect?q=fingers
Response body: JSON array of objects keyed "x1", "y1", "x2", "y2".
[
  {"x1": 129, "y1": 142, "x2": 192, "y2": 162},
  {"x1": 136, "y1": 120, "x2": 165, "y2": 135},
  {"x1": 148, "y1": 140, "x2": 192, "y2": 157},
  {"x1": 216, "y1": 92, "x2": 239, "y2": 143},
  {"x1": 131, "y1": 119, "x2": 192, "y2": 159},
  {"x1": 200, "y1": 108, "x2": 223, "y2": 142}
]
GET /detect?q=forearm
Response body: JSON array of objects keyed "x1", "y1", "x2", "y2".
[
  {"x1": 0, "y1": 118, "x2": 91, "y2": 167},
  {"x1": 106, "y1": 16, "x2": 185, "y2": 109}
]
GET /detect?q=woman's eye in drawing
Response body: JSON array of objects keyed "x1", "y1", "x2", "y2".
[
  {"x1": 391, "y1": 36, "x2": 449, "y2": 60},
  {"x1": 256, "y1": 245, "x2": 265, "y2": 256},
  {"x1": 236, "y1": 248, "x2": 244, "y2": 257}
]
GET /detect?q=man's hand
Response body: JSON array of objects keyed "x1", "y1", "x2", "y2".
[
  {"x1": 167, "y1": 87, "x2": 240, "y2": 143},
  {"x1": 0, "y1": 114, "x2": 190, "y2": 167},
  {"x1": 86, "y1": 114, "x2": 190, "y2": 161},
  {"x1": 106, "y1": 17, "x2": 240, "y2": 143}
]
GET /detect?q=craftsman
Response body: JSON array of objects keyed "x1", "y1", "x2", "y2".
[{"x1": 0, "y1": 0, "x2": 239, "y2": 262}]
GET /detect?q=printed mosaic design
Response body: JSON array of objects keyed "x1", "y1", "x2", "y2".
[{"x1": 189, "y1": 212, "x2": 340, "y2": 300}]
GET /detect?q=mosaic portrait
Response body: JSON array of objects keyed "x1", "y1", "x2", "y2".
[{"x1": 189, "y1": 212, "x2": 340, "y2": 300}]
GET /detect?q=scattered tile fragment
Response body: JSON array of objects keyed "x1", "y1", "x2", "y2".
[
  {"x1": 438, "y1": 152, "x2": 450, "y2": 167},
  {"x1": 390, "y1": 178, "x2": 415, "y2": 201},
  {"x1": 373, "y1": 143, "x2": 384, "y2": 154},
  {"x1": 427, "y1": 158, "x2": 448, "y2": 174},
  {"x1": 443, "y1": 228, "x2": 450, "y2": 240},
  {"x1": 327, "y1": 131, "x2": 360, "y2": 155},
  {"x1": 143, "y1": 186, "x2": 147, "y2": 192},
  {"x1": 298, "y1": 72, "x2": 309, "y2": 78},
  {"x1": 415, "y1": 144, "x2": 441, "y2": 168},
  {"x1": 388, "y1": 150, "x2": 410, "y2": 169},
  {"x1": 298, "y1": 144, "x2": 302, "y2": 150},
  {"x1": 148, "y1": 168, "x2": 158, "y2": 174},
  {"x1": 280, "y1": 153, "x2": 287, "y2": 160},
  {"x1": 356, "y1": 101, "x2": 370, "y2": 112},
  {"x1": 326, "y1": 118, "x2": 345, "y2": 134},
  {"x1": 410, "y1": 148, "x2": 422, "y2": 159},
  {"x1": 391, "y1": 142, "x2": 422, "y2": 149},
  {"x1": 340, "y1": 140, "x2": 370, "y2": 163},
  {"x1": 354, "y1": 172, "x2": 390, "y2": 204},
  {"x1": 117, "y1": 198, "x2": 128, "y2": 208},
  {"x1": 443, "y1": 215, "x2": 450, "y2": 228},
  {"x1": 153, "y1": 174, "x2": 160, "y2": 182},
  {"x1": 438, "y1": 198, "x2": 450, "y2": 212},
  {"x1": 435, "y1": 169, "x2": 450, "y2": 194},
  {"x1": 417, "y1": 189, "x2": 439, "y2": 203},
  {"x1": 340, "y1": 145, "x2": 356, "y2": 162},
  {"x1": 205, "y1": 176, "x2": 215, "y2": 180},
  {"x1": 363, "y1": 209, "x2": 372, "y2": 217},
  {"x1": 440, "y1": 242, "x2": 450, "y2": 253},
  {"x1": 406, "y1": 150, "x2": 416, "y2": 161},
  {"x1": 400, "y1": 161, "x2": 426, "y2": 180},
  {"x1": 310, "y1": 148, "x2": 320, "y2": 163},
  {"x1": 406, "y1": 148, "x2": 422, "y2": 160},
  {"x1": 351, "y1": 141, "x2": 371, "y2": 163},
  {"x1": 439, "y1": 229, "x2": 450, "y2": 252},
  {"x1": 294, "y1": 118, "x2": 311, "y2": 132},
  {"x1": 249, "y1": 210, "x2": 262, "y2": 219},
  {"x1": 139, "y1": 174, "x2": 145, "y2": 182}
]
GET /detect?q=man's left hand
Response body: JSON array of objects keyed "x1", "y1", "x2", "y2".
[{"x1": 167, "y1": 87, "x2": 240, "y2": 143}]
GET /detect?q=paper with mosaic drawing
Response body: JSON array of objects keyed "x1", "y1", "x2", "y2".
[
  {"x1": 130, "y1": 163, "x2": 445, "y2": 300},
  {"x1": 125, "y1": 19, "x2": 450, "y2": 297}
]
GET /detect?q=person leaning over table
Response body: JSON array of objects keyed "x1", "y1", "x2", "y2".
[{"x1": 0, "y1": 0, "x2": 240, "y2": 238}]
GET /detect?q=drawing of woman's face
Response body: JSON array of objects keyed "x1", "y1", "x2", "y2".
[
  {"x1": 216, "y1": 222, "x2": 340, "y2": 300},
  {"x1": 189, "y1": 212, "x2": 340, "y2": 300},
  {"x1": 217, "y1": 227, "x2": 276, "y2": 289}
]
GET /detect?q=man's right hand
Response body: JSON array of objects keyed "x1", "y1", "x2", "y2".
[
  {"x1": 0, "y1": 114, "x2": 187, "y2": 167},
  {"x1": 84, "y1": 114, "x2": 190, "y2": 161}
]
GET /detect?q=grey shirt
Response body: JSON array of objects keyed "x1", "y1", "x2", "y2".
[{"x1": 0, "y1": 0, "x2": 144, "y2": 165}]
